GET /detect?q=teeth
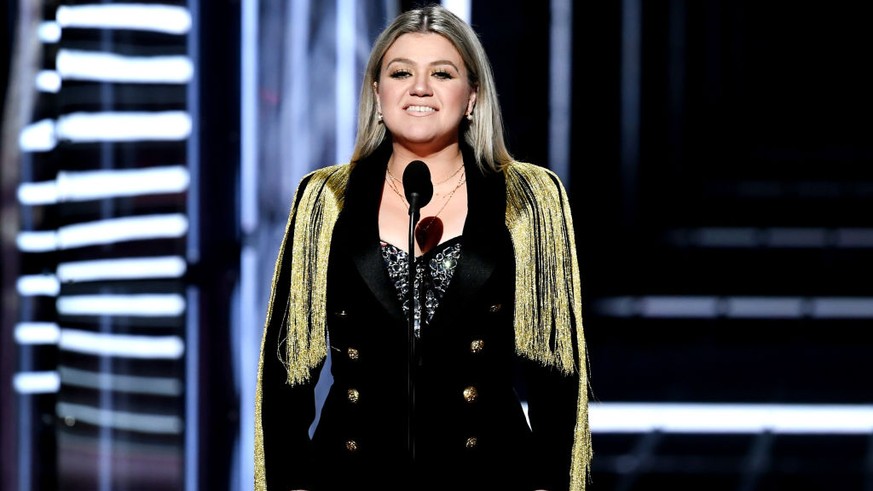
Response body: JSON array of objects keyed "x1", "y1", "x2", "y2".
[{"x1": 406, "y1": 106, "x2": 435, "y2": 113}]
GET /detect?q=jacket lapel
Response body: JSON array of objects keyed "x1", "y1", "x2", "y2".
[
  {"x1": 337, "y1": 144, "x2": 506, "y2": 325},
  {"x1": 340, "y1": 147, "x2": 407, "y2": 324}
]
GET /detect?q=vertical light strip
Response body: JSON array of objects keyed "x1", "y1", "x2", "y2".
[
  {"x1": 287, "y1": 0, "x2": 312, "y2": 189},
  {"x1": 620, "y1": 0, "x2": 642, "y2": 227},
  {"x1": 240, "y1": 0, "x2": 258, "y2": 235},
  {"x1": 238, "y1": 249, "x2": 258, "y2": 491},
  {"x1": 185, "y1": 286, "x2": 199, "y2": 491},
  {"x1": 335, "y1": 0, "x2": 356, "y2": 164},
  {"x1": 441, "y1": 0, "x2": 471, "y2": 24},
  {"x1": 239, "y1": 0, "x2": 259, "y2": 487},
  {"x1": 549, "y1": 0, "x2": 573, "y2": 190},
  {"x1": 185, "y1": 1, "x2": 201, "y2": 490}
]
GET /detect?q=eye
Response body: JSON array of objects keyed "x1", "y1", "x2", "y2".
[
  {"x1": 432, "y1": 69, "x2": 454, "y2": 80},
  {"x1": 389, "y1": 69, "x2": 411, "y2": 79}
]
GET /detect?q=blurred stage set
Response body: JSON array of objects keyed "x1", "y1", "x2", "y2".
[{"x1": 1, "y1": 1, "x2": 872, "y2": 490}]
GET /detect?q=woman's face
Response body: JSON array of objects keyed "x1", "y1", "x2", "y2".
[{"x1": 375, "y1": 32, "x2": 477, "y2": 152}]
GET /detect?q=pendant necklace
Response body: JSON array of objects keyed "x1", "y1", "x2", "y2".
[{"x1": 386, "y1": 164, "x2": 466, "y2": 252}]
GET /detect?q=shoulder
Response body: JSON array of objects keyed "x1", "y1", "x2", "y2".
[
  {"x1": 301, "y1": 163, "x2": 351, "y2": 186},
  {"x1": 502, "y1": 161, "x2": 565, "y2": 195},
  {"x1": 297, "y1": 163, "x2": 352, "y2": 198}
]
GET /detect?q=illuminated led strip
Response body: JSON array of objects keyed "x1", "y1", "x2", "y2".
[
  {"x1": 36, "y1": 70, "x2": 62, "y2": 93},
  {"x1": 14, "y1": 322, "x2": 61, "y2": 345},
  {"x1": 15, "y1": 214, "x2": 188, "y2": 253},
  {"x1": 595, "y1": 296, "x2": 873, "y2": 319},
  {"x1": 18, "y1": 166, "x2": 190, "y2": 205},
  {"x1": 19, "y1": 112, "x2": 192, "y2": 152},
  {"x1": 57, "y1": 111, "x2": 192, "y2": 142},
  {"x1": 38, "y1": 21, "x2": 62, "y2": 43},
  {"x1": 57, "y1": 402, "x2": 183, "y2": 434},
  {"x1": 15, "y1": 231, "x2": 58, "y2": 252},
  {"x1": 60, "y1": 214, "x2": 188, "y2": 248},
  {"x1": 16, "y1": 274, "x2": 60, "y2": 296},
  {"x1": 19, "y1": 119, "x2": 56, "y2": 152},
  {"x1": 56, "y1": 4, "x2": 192, "y2": 35},
  {"x1": 13, "y1": 372, "x2": 61, "y2": 394},
  {"x1": 56, "y1": 49, "x2": 193, "y2": 84},
  {"x1": 59, "y1": 366, "x2": 182, "y2": 396},
  {"x1": 57, "y1": 256, "x2": 187, "y2": 282},
  {"x1": 59, "y1": 328, "x2": 184, "y2": 359},
  {"x1": 57, "y1": 294, "x2": 186, "y2": 317},
  {"x1": 668, "y1": 227, "x2": 873, "y2": 248},
  {"x1": 588, "y1": 402, "x2": 873, "y2": 434}
]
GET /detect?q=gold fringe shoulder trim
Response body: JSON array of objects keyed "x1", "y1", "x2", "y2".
[
  {"x1": 282, "y1": 164, "x2": 350, "y2": 385},
  {"x1": 504, "y1": 161, "x2": 583, "y2": 373},
  {"x1": 504, "y1": 161, "x2": 592, "y2": 490},
  {"x1": 255, "y1": 164, "x2": 349, "y2": 491}
]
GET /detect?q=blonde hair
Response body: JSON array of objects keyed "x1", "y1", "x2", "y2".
[{"x1": 350, "y1": 4, "x2": 513, "y2": 173}]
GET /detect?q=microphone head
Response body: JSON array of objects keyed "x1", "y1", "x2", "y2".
[{"x1": 402, "y1": 160, "x2": 433, "y2": 209}]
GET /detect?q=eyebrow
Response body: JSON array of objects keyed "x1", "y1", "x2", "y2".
[{"x1": 385, "y1": 58, "x2": 461, "y2": 72}]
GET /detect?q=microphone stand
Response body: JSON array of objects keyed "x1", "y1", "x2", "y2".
[
  {"x1": 406, "y1": 195, "x2": 420, "y2": 465},
  {"x1": 402, "y1": 160, "x2": 430, "y2": 468}
]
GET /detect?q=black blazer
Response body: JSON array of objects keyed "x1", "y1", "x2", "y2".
[{"x1": 260, "y1": 145, "x2": 579, "y2": 491}]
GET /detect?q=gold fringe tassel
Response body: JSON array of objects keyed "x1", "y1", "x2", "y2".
[
  {"x1": 254, "y1": 164, "x2": 349, "y2": 491},
  {"x1": 504, "y1": 162, "x2": 592, "y2": 490},
  {"x1": 283, "y1": 164, "x2": 350, "y2": 384}
]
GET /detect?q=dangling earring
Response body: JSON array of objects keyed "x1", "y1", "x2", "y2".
[
  {"x1": 466, "y1": 113, "x2": 473, "y2": 121},
  {"x1": 377, "y1": 112, "x2": 383, "y2": 124}
]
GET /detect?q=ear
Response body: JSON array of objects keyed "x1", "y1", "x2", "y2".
[
  {"x1": 466, "y1": 87, "x2": 478, "y2": 117},
  {"x1": 373, "y1": 81, "x2": 382, "y2": 112}
]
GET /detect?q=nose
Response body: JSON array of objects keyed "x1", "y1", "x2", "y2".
[{"x1": 410, "y1": 73, "x2": 432, "y2": 96}]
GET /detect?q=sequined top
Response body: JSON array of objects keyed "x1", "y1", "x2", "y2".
[{"x1": 380, "y1": 237, "x2": 463, "y2": 337}]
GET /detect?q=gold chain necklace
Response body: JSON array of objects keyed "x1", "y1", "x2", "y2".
[
  {"x1": 385, "y1": 167, "x2": 466, "y2": 221},
  {"x1": 386, "y1": 162, "x2": 464, "y2": 188}
]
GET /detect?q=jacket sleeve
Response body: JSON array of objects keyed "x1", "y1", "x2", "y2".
[
  {"x1": 255, "y1": 174, "x2": 324, "y2": 491},
  {"x1": 505, "y1": 162, "x2": 591, "y2": 491},
  {"x1": 520, "y1": 357, "x2": 581, "y2": 491}
]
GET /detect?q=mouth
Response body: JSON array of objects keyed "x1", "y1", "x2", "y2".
[{"x1": 404, "y1": 105, "x2": 437, "y2": 114}]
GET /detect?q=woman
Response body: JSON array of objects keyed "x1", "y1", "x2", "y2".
[{"x1": 255, "y1": 5, "x2": 591, "y2": 490}]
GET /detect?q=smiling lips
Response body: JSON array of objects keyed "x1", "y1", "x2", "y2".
[{"x1": 405, "y1": 105, "x2": 436, "y2": 114}]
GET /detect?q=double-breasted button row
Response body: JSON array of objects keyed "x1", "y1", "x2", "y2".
[
  {"x1": 345, "y1": 440, "x2": 358, "y2": 452},
  {"x1": 465, "y1": 436, "x2": 478, "y2": 449}
]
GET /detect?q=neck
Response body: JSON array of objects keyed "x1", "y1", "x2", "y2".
[{"x1": 388, "y1": 142, "x2": 464, "y2": 184}]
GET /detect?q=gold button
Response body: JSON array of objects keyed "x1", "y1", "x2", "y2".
[
  {"x1": 462, "y1": 386, "x2": 478, "y2": 403},
  {"x1": 334, "y1": 309, "x2": 349, "y2": 318},
  {"x1": 465, "y1": 436, "x2": 478, "y2": 448},
  {"x1": 470, "y1": 339, "x2": 484, "y2": 353},
  {"x1": 345, "y1": 440, "x2": 358, "y2": 452},
  {"x1": 347, "y1": 388, "x2": 360, "y2": 403},
  {"x1": 347, "y1": 347, "x2": 359, "y2": 360},
  {"x1": 488, "y1": 303, "x2": 502, "y2": 313}
]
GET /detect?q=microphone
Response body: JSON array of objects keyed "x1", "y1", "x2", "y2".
[{"x1": 402, "y1": 160, "x2": 433, "y2": 215}]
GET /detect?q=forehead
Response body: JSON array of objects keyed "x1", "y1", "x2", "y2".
[{"x1": 382, "y1": 32, "x2": 464, "y2": 66}]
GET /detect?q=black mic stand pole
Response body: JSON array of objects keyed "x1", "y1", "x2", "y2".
[
  {"x1": 402, "y1": 160, "x2": 431, "y2": 469},
  {"x1": 406, "y1": 195, "x2": 419, "y2": 465}
]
